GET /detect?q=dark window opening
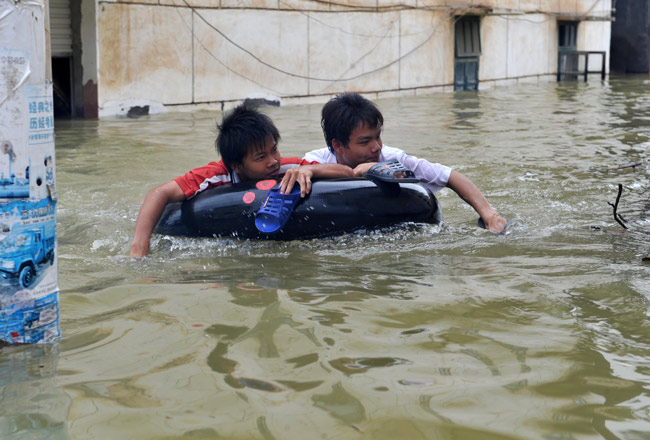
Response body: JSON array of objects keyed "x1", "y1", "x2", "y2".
[
  {"x1": 52, "y1": 57, "x2": 73, "y2": 118},
  {"x1": 455, "y1": 16, "x2": 481, "y2": 58},
  {"x1": 454, "y1": 16, "x2": 481, "y2": 91},
  {"x1": 558, "y1": 21, "x2": 577, "y2": 51}
]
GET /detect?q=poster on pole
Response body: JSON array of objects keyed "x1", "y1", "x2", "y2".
[{"x1": 0, "y1": 2, "x2": 59, "y2": 344}]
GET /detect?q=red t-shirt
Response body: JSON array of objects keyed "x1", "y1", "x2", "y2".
[{"x1": 174, "y1": 157, "x2": 318, "y2": 199}]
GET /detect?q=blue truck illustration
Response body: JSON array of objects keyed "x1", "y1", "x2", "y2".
[{"x1": 0, "y1": 223, "x2": 55, "y2": 288}]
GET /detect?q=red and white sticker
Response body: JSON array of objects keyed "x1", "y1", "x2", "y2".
[
  {"x1": 256, "y1": 180, "x2": 277, "y2": 190},
  {"x1": 242, "y1": 191, "x2": 256, "y2": 204}
]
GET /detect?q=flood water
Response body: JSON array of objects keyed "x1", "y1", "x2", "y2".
[{"x1": 2, "y1": 75, "x2": 650, "y2": 439}]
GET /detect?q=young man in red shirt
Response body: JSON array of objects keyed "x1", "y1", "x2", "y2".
[{"x1": 130, "y1": 104, "x2": 353, "y2": 257}]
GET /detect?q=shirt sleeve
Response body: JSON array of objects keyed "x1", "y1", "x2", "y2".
[
  {"x1": 280, "y1": 156, "x2": 320, "y2": 166},
  {"x1": 382, "y1": 146, "x2": 452, "y2": 193},
  {"x1": 303, "y1": 148, "x2": 336, "y2": 164},
  {"x1": 173, "y1": 161, "x2": 231, "y2": 199}
]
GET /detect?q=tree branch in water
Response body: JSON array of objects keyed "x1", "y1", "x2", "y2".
[
  {"x1": 607, "y1": 184, "x2": 628, "y2": 230},
  {"x1": 608, "y1": 161, "x2": 643, "y2": 172}
]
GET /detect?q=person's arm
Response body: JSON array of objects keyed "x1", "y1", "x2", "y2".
[
  {"x1": 130, "y1": 180, "x2": 186, "y2": 257},
  {"x1": 279, "y1": 163, "x2": 354, "y2": 197},
  {"x1": 352, "y1": 162, "x2": 377, "y2": 177},
  {"x1": 446, "y1": 170, "x2": 507, "y2": 232}
]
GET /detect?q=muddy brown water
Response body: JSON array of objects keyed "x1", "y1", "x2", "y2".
[{"x1": 1, "y1": 75, "x2": 649, "y2": 439}]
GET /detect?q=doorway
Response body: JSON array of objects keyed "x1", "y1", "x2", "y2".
[
  {"x1": 558, "y1": 21, "x2": 578, "y2": 81},
  {"x1": 52, "y1": 57, "x2": 73, "y2": 118}
]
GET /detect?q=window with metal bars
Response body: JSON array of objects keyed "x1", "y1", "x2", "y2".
[
  {"x1": 454, "y1": 16, "x2": 481, "y2": 91},
  {"x1": 558, "y1": 21, "x2": 577, "y2": 51},
  {"x1": 455, "y1": 16, "x2": 481, "y2": 58}
]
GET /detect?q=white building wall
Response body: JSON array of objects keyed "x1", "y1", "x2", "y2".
[
  {"x1": 578, "y1": 20, "x2": 611, "y2": 74},
  {"x1": 97, "y1": 3, "x2": 194, "y2": 114},
  {"x1": 504, "y1": 14, "x2": 556, "y2": 78},
  {"x1": 94, "y1": 0, "x2": 613, "y2": 117},
  {"x1": 193, "y1": 9, "x2": 310, "y2": 102},
  {"x1": 399, "y1": 10, "x2": 454, "y2": 92},
  {"x1": 308, "y1": 11, "x2": 402, "y2": 95}
]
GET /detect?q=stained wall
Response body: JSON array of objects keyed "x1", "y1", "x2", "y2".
[{"x1": 93, "y1": 0, "x2": 613, "y2": 116}]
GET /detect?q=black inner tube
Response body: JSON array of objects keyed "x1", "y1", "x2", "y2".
[{"x1": 155, "y1": 178, "x2": 442, "y2": 240}]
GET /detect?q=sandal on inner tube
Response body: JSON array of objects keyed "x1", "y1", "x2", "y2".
[
  {"x1": 255, "y1": 186, "x2": 302, "y2": 234},
  {"x1": 366, "y1": 159, "x2": 419, "y2": 183}
]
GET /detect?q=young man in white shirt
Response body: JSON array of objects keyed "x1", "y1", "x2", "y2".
[{"x1": 304, "y1": 92, "x2": 508, "y2": 232}]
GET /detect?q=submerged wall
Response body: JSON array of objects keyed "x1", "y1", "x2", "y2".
[{"x1": 92, "y1": 0, "x2": 613, "y2": 116}]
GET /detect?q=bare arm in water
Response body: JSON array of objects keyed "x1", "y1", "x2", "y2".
[
  {"x1": 353, "y1": 163, "x2": 507, "y2": 232},
  {"x1": 130, "y1": 181, "x2": 186, "y2": 257},
  {"x1": 447, "y1": 170, "x2": 507, "y2": 232}
]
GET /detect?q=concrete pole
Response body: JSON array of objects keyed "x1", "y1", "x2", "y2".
[{"x1": 0, "y1": 0, "x2": 59, "y2": 344}]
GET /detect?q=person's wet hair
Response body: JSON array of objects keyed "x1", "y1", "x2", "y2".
[
  {"x1": 216, "y1": 103, "x2": 280, "y2": 173},
  {"x1": 321, "y1": 92, "x2": 384, "y2": 153}
]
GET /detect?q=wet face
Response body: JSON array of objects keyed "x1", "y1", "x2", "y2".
[
  {"x1": 233, "y1": 134, "x2": 281, "y2": 181},
  {"x1": 332, "y1": 123, "x2": 382, "y2": 168}
]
